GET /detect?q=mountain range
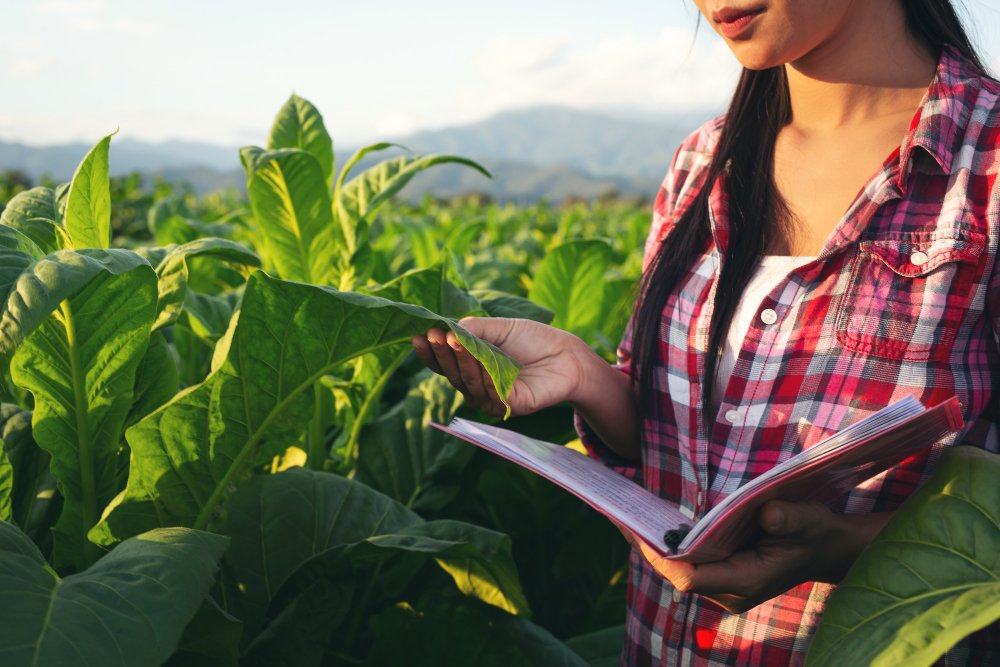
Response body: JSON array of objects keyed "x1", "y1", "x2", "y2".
[{"x1": 0, "y1": 107, "x2": 713, "y2": 202}]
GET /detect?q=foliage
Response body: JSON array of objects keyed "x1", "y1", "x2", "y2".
[
  {"x1": 0, "y1": 94, "x2": 643, "y2": 664},
  {"x1": 807, "y1": 446, "x2": 1000, "y2": 667}
]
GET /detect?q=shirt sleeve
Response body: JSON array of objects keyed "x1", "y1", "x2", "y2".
[
  {"x1": 572, "y1": 117, "x2": 721, "y2": 482},
  {"x1": 571, "y1": 133, "x2": 701, "y2": 484}
]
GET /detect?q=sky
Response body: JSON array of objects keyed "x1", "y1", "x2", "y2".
[{"x1": 2, "y1": 0, "x2": 999, "y2": 147}]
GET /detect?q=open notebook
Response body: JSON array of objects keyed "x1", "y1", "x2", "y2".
[{"x1": 432, "y1": 395, "x2": 962, "y2": 563}]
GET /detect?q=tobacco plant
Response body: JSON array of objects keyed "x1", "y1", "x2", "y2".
[{"x1": 0, "y1": 95, "x2": 614, "y2": 665}]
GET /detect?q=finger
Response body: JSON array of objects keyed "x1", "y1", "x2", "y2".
[
  {"x1": 759, "y1": 500, "x2": 828, "y2": 538},
  {"x1": 634, "y1": 539, "x2": 697, "y2": 591},
  {"x1": 426, "y1": 328, "x2": 469, "y2": 395},
  {"x1": 457, "y1": 316, "x2": 516, "y2": 347},
  {"x1": 446, "y1": 330, "x2": 496, "y2": 411},
  {"x1": 411, "y1": 336, "x2": 443, "y2": 374}
]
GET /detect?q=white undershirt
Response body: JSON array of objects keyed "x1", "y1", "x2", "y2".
[{"x1": 712, "y1": 256, "x2": 815, "y2": 412}]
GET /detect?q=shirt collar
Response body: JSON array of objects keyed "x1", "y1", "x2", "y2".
[{"x1": 897, "y1": 45, "x2": 982, "y2": 185}]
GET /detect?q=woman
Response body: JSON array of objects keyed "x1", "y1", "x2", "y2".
[{"x1": 414, "y1": 1, "x2": 999, "y2": 664}]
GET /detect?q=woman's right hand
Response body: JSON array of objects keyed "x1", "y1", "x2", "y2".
[{"x1": 412, "y1": 317, "x2": 597, "y2": 418}]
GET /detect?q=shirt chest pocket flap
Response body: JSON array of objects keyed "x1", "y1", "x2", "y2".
[{"x1": 836, "y1": 230, "x2": 986, "y2": 361}]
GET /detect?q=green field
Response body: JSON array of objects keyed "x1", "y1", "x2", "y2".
[{"x1": 0, "y1": 95, "x2": 649, "y2": 666}]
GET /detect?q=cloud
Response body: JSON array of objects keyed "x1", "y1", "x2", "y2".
[
  {"x1": 7, "y1": 58, "x2": 52, "y2": 77},
  {"x1": 456, "y1": 26, "x2": 740, "y2": 122}
]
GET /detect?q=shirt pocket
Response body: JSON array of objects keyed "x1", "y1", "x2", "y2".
[{"x1": 835, "y1": 230, "x2": 986, "y2": 362}]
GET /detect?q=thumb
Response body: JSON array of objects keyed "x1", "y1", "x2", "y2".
[
  {"x1": 457, "y1": 316, "x2": 516, "y2": 346},
  {"x1": 759, "y1": 500, "x2": 826, "y2": 537}
]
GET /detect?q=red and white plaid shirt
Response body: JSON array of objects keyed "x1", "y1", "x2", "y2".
[{"x1": 578, "y1": 46, "x2": 1000, "y2": 666}]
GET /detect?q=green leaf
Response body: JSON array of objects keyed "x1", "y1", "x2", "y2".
[
  {"x1": 153, "y1": 237, "x2": 260, "y2": 330},
  {"x1": 0, "y1": 187, "x2": 62, "y2": 253},
  {"x1": 367, "y1": 592, "x2": 588, "y2": 667},
  {"x1": 807, "y1": 446, "x2": 1000, "y2": 667},
  {"x1": 7, "y1": 252, "x2": 157, "y2": 571},
  {"x1": 564, "y1": 625, "x2": 625, "y2": 667},
  {"x1": 0, "y1": 522, "x2": 228, "y2": 667},
  {"x1": 528, "y1": 239, "x2": 612, "y2": 338},
  {"x1": 267, "y1": 94, "x2": 335, "y2": 191},
  {"x1": 332, "y1": 142, "x2": 403, "y2": 212},
  {"x1": 242, "y1": 147, "x2": 342, "y2": 285},
  {"x1": 126, "y1": 330, "x2": 179, "y2": 429},
  {"x1": 226, "y1": 470, "x2": 529, "y2": 664},
  {"x1": 64, "y1": 133, "x2": 113, "y2": 249},
  {"x1": 357, "y1": 372, "x2": 469, "y2": 512},
  {"x1": 221, "y1": 467, "x2": 420, "y2": 637},
  {"x1": 0, "y1": 249, "x2": 151, "y2": 354},
  {"x1": 0, "y1": 228, "x2": 38, "y2": 311},
  {"x1": 338, "y1": 154, "x2": 491, "y2": 224},
  {"x1": 471, "y1": 289, "x2": 555, "y2": 324},
  {"x1": 1, "y1": 404, "x2": 59, "y2": 553},
  {"x1": 369, "y1": 255, "x2": 483, "y2": 319},
  {"x1": 0, "y1": 444, "x2": 12, "y2": 522},
  {"x1": 92, "y1": 272, "x2": 521, "y2": 546},
  {"x1": 165, "y1": 596, "x2": 243, "y2": 667}
]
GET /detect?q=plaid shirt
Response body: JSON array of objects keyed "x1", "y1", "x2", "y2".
[{"x1": 578, "y1": 46, "x2": 1000, "y2": 666}]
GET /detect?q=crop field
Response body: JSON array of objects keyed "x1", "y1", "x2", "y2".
[{"x1": 0, "y1": 95, "x2": 652, "y2": 666}]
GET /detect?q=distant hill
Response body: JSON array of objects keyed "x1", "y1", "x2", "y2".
[
  {"x1": 401, "y1": 106, "x2": 707, "y2": 182},
  {"x1": 0, "y1": 106, "x2": 712, "y2": 201}
]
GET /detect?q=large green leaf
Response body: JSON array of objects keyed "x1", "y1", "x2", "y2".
[
  {"x1": 6, "y1": 251, "x2": 157, "y2": 570},
  {"x1": 152, "y1": 237, "x2": 260, "y2": 330},
  {"x1": 0, "y1": 187, "x2": 62, "y2": 254},
  {"x1": 0, "y1": 227, "x2": 38, "y2": 310},
  {"x1": 221, "y1": 467, "x2": 421, "y2": 637},
  {"x1": 92, "y1": 272, "x2": 521, "y2": 545},
  {"x1": 357, "y1": 372, "x2": 469, "y2": 512},
  {"x1": 807, "y1": 446, "x2": 1000, "y2": 667},
  {"x1": 0, "y1": 522, "x2": 227, "y2": 667},
  {"x1": 0, "y1": 404, "x2": 58, "y2": 553},
  {"x1": 564, "y1": 625, "x2": 625, "y2": 667},
  {"x1": 126, "y1": 330, "x2": 179, "y2": 429},
  {"x1": 528, "y1": 239, "x2": 611, "y2": 338},
  {"x1": 366, "y1": 591, "x2": 588, "y2": 667},
  {"x1": 267, "y1": 94, "x2": 335, "y2": 191},
  {"x1": 223, "y1": 469, "x2": 529, "y2": 664},
  {"x1": 471, "y1": 289, "x2": 555, "y2": 324},
  {"x1": 63, "y1": 134, "x2": 113, "y2": 250},
  {"x1": 0, "y1": 249, "x2": 151, "y2": 353},
  {"x1": 165, "y1": 596, "x2": 243, "y2": 667},
  {"x1": 241, "y1": 146, "x2": 342, "y2": 285}
]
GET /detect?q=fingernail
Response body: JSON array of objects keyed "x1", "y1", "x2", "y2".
[{"x1": 767, "y1": 508, "x2": 785, "y2": 531}]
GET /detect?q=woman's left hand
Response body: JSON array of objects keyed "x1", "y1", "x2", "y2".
[{"x1": 619, "y1": 500, "x2": 893, "y2": 614}]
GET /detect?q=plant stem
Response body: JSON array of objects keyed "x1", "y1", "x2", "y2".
[
  {"x1": 307, "y1": 383, "x2": 327, "y2": 470},
  {"x1": 343, "y1": 350, "x2": 408, "y2": 466}
]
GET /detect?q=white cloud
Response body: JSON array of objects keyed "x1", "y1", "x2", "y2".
[
  {"x1": 454, "y1": 26, "x2": 740, "y2": 123},
  {"x1": 375, "y1": 113, "x2": 420, "y2": 139},
  {"x1": 7, "y1": 58, "x2": 52, "y2": 77},
  {"x1": 36, "y1": 0, "x2": 106, "y2": 15}
]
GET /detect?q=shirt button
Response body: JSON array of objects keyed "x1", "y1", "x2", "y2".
[
  {"x1": 672, "y1": 587, "x2": 682, "y2": 603},
  {"x1": 910, "y1": 250, "x2": 929, "y2": 266},
  {"x1": 725, "y1": 409, "x2": 741, "y2": 424},
  {"x1": 760, "y1": 308, "x2": 778, "y2": 325}
]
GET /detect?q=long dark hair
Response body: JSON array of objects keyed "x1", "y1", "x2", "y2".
[{"x1": 630, "y1": 1, "x2": 985, "y2": 423}]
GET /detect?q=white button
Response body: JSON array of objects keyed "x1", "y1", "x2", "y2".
[
  {"x1": 760, "y1": 308, "x2": 778, "y2": 325},
  {"x1": 697, "y1": 490, "x2": 705, "y2": 507},
  {"x1": 725, "y1": 409, "x2": 741, "y2": 424},
  {"x1": 672, "y1": 587, "x2": 682, "y2": 603},
  {"x1": 910, "y1": 251, "x2": 929, "y2": 266}
]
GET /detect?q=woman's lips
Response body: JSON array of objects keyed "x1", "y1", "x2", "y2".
[{"x1": 713, "y1": 6, "x2": 765, "y2": 39}]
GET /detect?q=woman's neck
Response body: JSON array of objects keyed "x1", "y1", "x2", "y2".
[{"x1": 783, "y1": 1, "x2": 937, "y2": 133}]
